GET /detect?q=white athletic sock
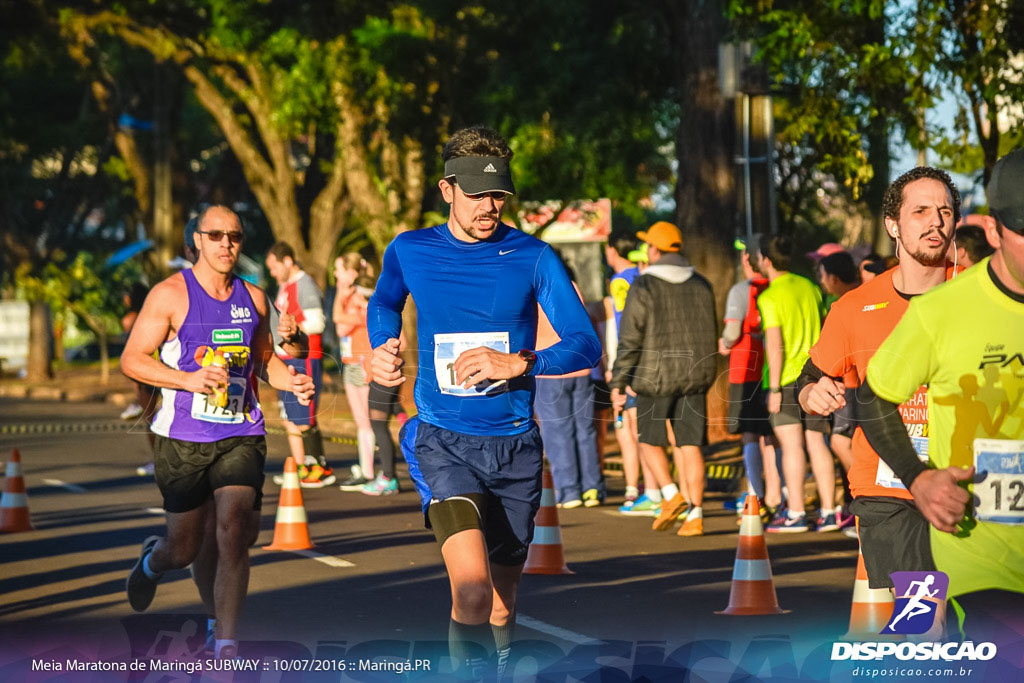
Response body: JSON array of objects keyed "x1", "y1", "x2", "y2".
[
  {"x1": 645, "y1": 488, "x2": 662, "y2": 502},
  {"x1": 357, "y1": 428, "x2": 375, "y2": 478},
  {"x1": 686, "y1": 506, "x2": 703, "y2": 521},
  {"x1": 625, "y1": 485, "x2": 639, "y2": 500},
  {"x1": 661, "y1": 484, "x2": 680, "y2": 501},
  {"x1": 215, "y1": 639, "x2": 237, "y2": 659},
  {"x1": 820, "y1": 508, "x2": 835, "y2": 517}
]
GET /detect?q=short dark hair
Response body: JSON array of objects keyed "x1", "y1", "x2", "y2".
[
  {"x1": 819, "y1": 251, "x2": 860, "y2": 284},
  {"x1": 859, "y1": 252, "x2": 887, "y2": 275},
  {"x1": 956, "y1": 224, "x2": 994, "y2": 263},
  {"x1": 442, "y1": 126, "x2": 512, "y2": 162},
  {"x1": 759, "y1": 234, "x2": 792, "y2": 272},
  {"x1": 882, "y1": 166, "x2": 962, "y2": 224},
  {"x1": 268, "y1": 241, "x2": 296, "y2": 262},
  {"x1": 607, "y1": 232, "x2": 638, "y2": 259},
  {"x1": 196, "y1": 204, "x2": 241, "y2": 231}
]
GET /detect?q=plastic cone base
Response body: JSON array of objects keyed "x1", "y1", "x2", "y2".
[
  {"x1": 263, "y1": 458, "x2": 314, "y2": 551},
  {"x1": 522, "y1": 469, "x2": 573, "y2": 575},
  {"x1": 717, "y1": 493, "x2": 787, "y2": 615},
  {"x1": 0, "y1": 449, "x2": 34, "y2": 533},
  {"x1": 842, "y1": 546, "x2": 896, "y2": 640}
]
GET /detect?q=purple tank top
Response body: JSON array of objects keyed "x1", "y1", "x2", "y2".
[{"x1": 150, "y1": 269, "x2": 266, "y2": 442}]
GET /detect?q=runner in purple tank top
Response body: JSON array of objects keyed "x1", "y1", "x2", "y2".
[{"x1": 121, "y1": 205, "x2": 314, "y2": 659}]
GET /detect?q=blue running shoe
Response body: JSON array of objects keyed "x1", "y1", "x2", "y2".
[
  {"x1": 816, "y1": 512, "x2": 839, "y2": 532},
  {"x1": 766, "y1": 510, "x2": 810, "y2": 533},
  {"x1": 619, "y1": 493, "x2": 659, "y2": 516}
]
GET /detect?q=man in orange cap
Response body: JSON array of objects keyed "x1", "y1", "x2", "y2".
[{"x1": 610, "y1": 221, "x2": 717, "y2": 536}]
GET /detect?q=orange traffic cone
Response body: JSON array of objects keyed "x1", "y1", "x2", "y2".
[
  {"x1": 1, "y1": 449, "x2": 34, "y2": 533},
  {"x1": 523, "y1": 469, "x2": 573, "y2": 575},
  {"x1": 717, "y1": 493, "x2": 787, "y2": 615},
  {"x1": 263, "y1": 458, "x2": 313, "y2": 550},
  {"x1": 842, "y1": 536, "x2": 896, "y2": 640}
]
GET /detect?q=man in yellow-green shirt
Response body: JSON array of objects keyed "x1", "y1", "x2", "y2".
[
  {"x1": 753, "y1": 234, "x2": 836, "y2": 533},
  {"x1": 862, "y1": 149, "x2": 1024, "y2": 648}
]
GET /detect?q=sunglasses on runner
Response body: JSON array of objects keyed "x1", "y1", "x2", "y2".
[
  {"x1": 464, "y1": 190, "x2": 509, "y2": 202},
  {"x1": 446, "y1": 177, "x2": 509, "y2": 202},
  {"x1": 197, "y1": 229, "x2": 244, "y2": 244}
]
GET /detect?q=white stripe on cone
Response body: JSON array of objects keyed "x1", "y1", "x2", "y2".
[
  {"x1": 540, "y1": 488, "x2": 556, "y2": 507},
  {"x1": 732, "y1": 558, "x2": 773, "y2": 581},
  {"x1": 1, "y1": 492, "x2": 28, "y2": 508},
  {"x1": 852, "y1": 578, "x2": 892, "y2": 603},
  {"x1": 531, "y1": 525, "x2": 563, "y2": 545},
  {"x1": 739, "y1": 514, "x2": 765, "y2": 537},
  {"x1": 274, "y1": 506, "x2": 308, "y2": 524}
]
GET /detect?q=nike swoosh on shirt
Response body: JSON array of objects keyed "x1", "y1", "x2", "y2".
[{"x1": 499, "y1": 249, "x2": 516, "y2": 255}]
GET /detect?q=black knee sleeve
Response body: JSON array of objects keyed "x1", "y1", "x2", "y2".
[{"x1": 428, "y1": 494, "x2": 485, "y2": 548}]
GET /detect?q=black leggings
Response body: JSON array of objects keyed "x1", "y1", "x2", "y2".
[
  {"x1": 371, "y1": 418, "x2": 395, "y2": 478},
  {"x1": 368, "y1": 381, "x2": 401, "y2": 479}
]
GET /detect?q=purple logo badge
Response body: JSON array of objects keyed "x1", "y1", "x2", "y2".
[{"x1": 881, "y1": 571, "x2": 949, "y2": 635}]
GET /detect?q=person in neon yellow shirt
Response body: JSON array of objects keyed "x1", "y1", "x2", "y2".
[
  {"x1": 753, "y1": 235, "x2": 836, "y2": 533},
  {"x1": 861, "y1": 149, "x2": 1024, "y2": 647}
]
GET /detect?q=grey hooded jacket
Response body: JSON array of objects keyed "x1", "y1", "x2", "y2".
[{"x1": 609, "y1": 252, "x2": 718, "y2": 397}]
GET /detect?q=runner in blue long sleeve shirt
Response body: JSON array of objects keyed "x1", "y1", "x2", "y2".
[{"x1": 367, "y1": 126, "x2": 600, "y2": 678}]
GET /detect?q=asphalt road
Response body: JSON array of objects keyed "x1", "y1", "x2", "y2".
[{"x1": 0, "y1": 397, "x2": 875, "y2": 681}]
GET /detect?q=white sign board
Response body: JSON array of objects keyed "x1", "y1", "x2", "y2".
[{"x1": 0, "y1": 301, "x2": 31, "y2": 371}]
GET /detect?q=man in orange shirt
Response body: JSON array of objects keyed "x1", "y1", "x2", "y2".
[{"x1": 797, "y1": 167, "x2": 960, "y2": 615}]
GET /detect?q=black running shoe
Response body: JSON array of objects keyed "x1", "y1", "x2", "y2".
[{"x1": 127, "y1": 536, "x2": 163, "y2": 611}]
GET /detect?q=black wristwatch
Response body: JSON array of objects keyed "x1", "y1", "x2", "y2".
[{"x1": 517, "y1": 349, "x2": 537, "y2": 376}]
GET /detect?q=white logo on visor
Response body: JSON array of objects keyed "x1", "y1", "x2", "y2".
[{"x1": 483, "y1": 163, "x2": 497, "y2": 173}]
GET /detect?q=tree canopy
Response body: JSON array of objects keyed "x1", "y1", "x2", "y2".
[{"x1": 50, "y1": 0, "x2": 674, "y2": 285}]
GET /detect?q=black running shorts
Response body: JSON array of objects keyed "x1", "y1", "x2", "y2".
[
  {"x1": 154, "y1": 435, "x2": 266, "y2": 513},
  {"x1": 635, "y1": 392, "x2": 708, "y2": 448},
  {"x1": 849, "y1": 496, "x2": 935, "y2": 589},
  {"x1": 727, "y1": 381, "x2": 771, "y2": 436}
]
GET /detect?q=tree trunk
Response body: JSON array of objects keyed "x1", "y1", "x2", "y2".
[
  {"x1": 52, "y1": 314, "x2": 65, "y2": 365},
  {"x1": 26, "y1": 301, "x2": 53, "y2": 382},
  {"x1": 97, "y1": 329, "x2": 109, "y2": 385},
  {"x1": 666, "y1": 0, "x2": 737, "y2": 443},
  {"x1": 862, "y1": 15, "x2": 892, "y2": 254},
  {"x1": 865, "y1": 117, "x2": 892, "y2": 254}
]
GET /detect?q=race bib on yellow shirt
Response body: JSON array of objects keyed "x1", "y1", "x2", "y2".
[
  {"x1": 434, "y1": 332, "x2": 510, "y2": 397},
  {"x1": 973, "y1": 438, "x2": 1024, "y2": 525}
]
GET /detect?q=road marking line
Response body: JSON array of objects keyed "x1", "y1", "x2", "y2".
[
  {"x1": 516, "y1": 615, "x2": 592, "y2": 645},
  {"x1": 145, "y1": 507, "x2": 164, "y2": 515},
  {"x1": 289, "y1": 549, "x2": 355, "y2": 567},
  {"x1": 43, "y1": 479, "x2": 87, "y2": 493}
]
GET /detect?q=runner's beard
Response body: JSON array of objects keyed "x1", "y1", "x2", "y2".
[
  {"x1": 903, "y1": 231, "x2": 951, "y2": 268},
  {"x1": 459, "y1": 215, "x2": 499, "y2": 241}
]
